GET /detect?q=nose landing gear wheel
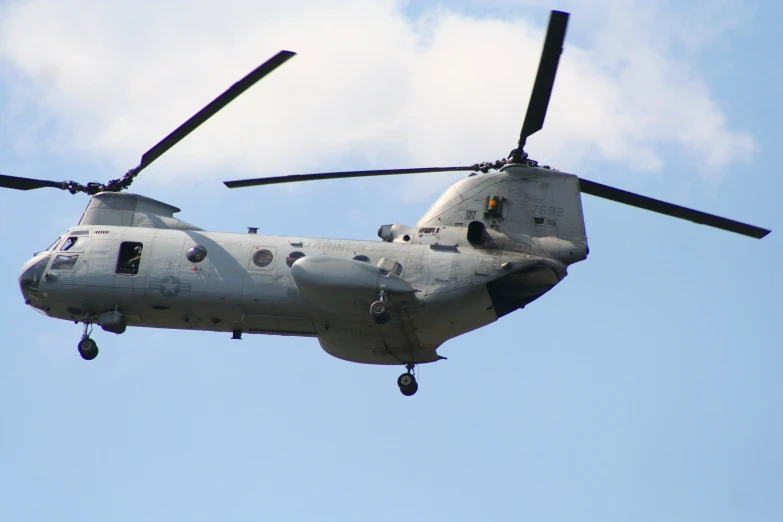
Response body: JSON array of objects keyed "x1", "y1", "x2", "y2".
[
  {"x1": 78, "y1": 337, "x2": 99, "y2": 361},
  {"x1": 370, "y1": 300, "x2": 390, "y2": 325},
  {"x1": 397, "y1": 370, "x2": 418, "y2": 396}
]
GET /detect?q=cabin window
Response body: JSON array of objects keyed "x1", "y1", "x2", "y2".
[
  {"x1": 285, "y1": 251, "x2": 305, "y2": 268},
  {"x1": 186, "y1": 245, "x2": 208, "y2": 263},
  {"x1": 249, "y1": 246, "x2": 277, "y2": 271},
  {"x1": 252, "y1": 249, "x2": 274, "y2": 267},
  {"x1": 116, "y1": 242, "x2": 143, "y2": 275},
  {"x1": 51, "y1": 254, "x2": 80, "y2": 270}
]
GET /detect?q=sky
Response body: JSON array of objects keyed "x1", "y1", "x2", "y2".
[{"x1": 0, "y1": 0, "x2": 781, "y2": 520}]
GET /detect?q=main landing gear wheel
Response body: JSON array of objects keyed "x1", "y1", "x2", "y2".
[
  {"x1": 370, "y1": 300, "x2": 390, "y2": 325},
  {"x1": 397, "y1": 365, "x2": 418, "y2": 396},
  {"x1": 78, "y1": 336, "x2": 99, "y2": 361}
]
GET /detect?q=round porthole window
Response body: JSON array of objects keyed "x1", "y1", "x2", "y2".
[
  {"x1": 352, "y1": 255, "x2": 370, "y2": 263},
  {"x1": 286, "y1": 251, "x2": 305, "y2": 267},
  {"x1": 186, "y1": 245, "x2": 207, "y2": 263},
  {"x1": 252, "y1": 249, "x2": 274, "y2": 267}
]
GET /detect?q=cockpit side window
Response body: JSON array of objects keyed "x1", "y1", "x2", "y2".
[
  {"x1": 116, "y1": 242, "x2": 143, "y2": 276},
  {"x1": 60, "y1": 235, "x2": 89, "y2": 253},
  {"x1": 51, "y1": 254, "x2": 80, "y2": 270}
]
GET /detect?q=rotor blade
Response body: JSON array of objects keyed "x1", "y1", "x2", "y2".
[
  {"x1": 0, "y1": 174, "x2": 67, "y2": 191},
  {"x1": 136, "y1": 50, "x2": 296, "y2": 173},
  {"x1": 579, "y1": 178, "x2": 771, "y2": 239},
  {"x1": 517, "y1": 10, "x2": 569, "y2": 150},
  {"x1": 224, "y1": 166, "x2": 478, "y2": 188}
]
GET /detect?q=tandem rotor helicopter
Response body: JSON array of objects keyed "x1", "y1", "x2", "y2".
[{"x1": 4, "y1": 11, "x2": 770, "y2": 396}]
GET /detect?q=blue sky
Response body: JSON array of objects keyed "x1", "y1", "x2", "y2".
[{"x1": 1, "y1": 1, "x2": 780, "y2": 521}]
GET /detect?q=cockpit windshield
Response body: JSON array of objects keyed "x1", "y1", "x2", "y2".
[
  {"x1": 19, "y1": 254, "x2": 52, "y2": 304},
  {"x1": 34, "y1": 237, "x2": 63, "y2": 257},
  {"x1": 44, "y1": 237, "x2": 61, "y2": 251}
]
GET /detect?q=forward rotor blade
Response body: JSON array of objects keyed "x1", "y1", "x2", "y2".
[
  {"x1": 579, "y1": 178, "x2": 771, "y2": 239},
  {"x1": 136, "y1": 50, "x2": 296, "y2": 173},
  {"x1": 224, "y1": 166, "x2": 478, "y2": 188},
  {"x1": 0, "y1": 174, "x2": 67, "y2": 191},
  {"x1": 517, "y1": 10, "x2": 569, "y2": 150}
]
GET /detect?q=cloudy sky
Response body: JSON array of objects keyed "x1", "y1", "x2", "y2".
[{"x1": 1, "y1": 1, "x2": 780, "y2": 521}]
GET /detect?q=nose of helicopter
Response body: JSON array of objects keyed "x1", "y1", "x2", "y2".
[{"x1": 19, "y1": 254, "x2": 52, "y2": 311}]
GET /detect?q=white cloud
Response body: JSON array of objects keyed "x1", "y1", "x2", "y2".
[{"x1": 0, "y1": 0, "x2": 756, "y2": 195}]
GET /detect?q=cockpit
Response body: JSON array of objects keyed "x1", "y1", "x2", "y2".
[{"x1": 19, "y1": 230, "x2": 92, "y2": 312}]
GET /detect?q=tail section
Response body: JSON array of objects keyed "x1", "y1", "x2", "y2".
[{"x1": 417, "y1": 165, "x2": 588, "y2": 266}]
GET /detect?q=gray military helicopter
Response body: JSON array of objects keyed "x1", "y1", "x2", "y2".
[{"x1": 5, "y1": 11, "x2": 770, "y2": 396}]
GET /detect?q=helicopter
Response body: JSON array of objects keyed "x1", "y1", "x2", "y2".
[{"x1": 4, "y1": 10, "x2": 770, "y2": 396}]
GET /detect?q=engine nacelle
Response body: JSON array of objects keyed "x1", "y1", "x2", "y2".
[{"x1": 377, "y1": 223, "x2": 416, "y2": 243}]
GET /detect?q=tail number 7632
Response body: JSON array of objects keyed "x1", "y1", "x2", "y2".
[{"x1": 532, "y1": 205, "x2": 564, "y2": 217}]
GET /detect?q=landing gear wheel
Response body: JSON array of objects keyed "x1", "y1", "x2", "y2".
[
  {"x1": 401, "y1": 381, "x2": 418, "y2": 396},
  {"x1": 397, "y1": 373, "x2": 414, "y2": 387},
  {"x1": 370, "y1": 300, "x2": 390, "y2": 325},
  {"x1": 78, "y1": 337, "x2": 99, "y2": 361},
  {"x1": 397, "y1": 371, "x2": 418, "y2": 396}
]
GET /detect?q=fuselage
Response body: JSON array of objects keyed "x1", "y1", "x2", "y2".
[{"x1": 19, "y1": 165, "x2": 589, "y2": 364}]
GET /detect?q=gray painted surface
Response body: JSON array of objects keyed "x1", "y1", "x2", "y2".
[{"x1": 20, "y1": 165, "x2": 588, "y2": 365}]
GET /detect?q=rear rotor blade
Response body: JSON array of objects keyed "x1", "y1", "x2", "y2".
[
  {"x1": 136, "y1": 50, "x2": 296, "y2": 173},
  {"x1": 579, "y1": 178, "x2": 771, "y2": 239},
  {"x1": 0, "y1": 174, "x2": 67, "y2": 191},
  {"x1": 517, "y1": 10, "x2": 569, "y2": 152},
  {"x1": 224, "y1": 166, "x2": 478, "y2": 188}
]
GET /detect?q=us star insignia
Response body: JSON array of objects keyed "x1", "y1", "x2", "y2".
[{"x1": 149, "y1": 275, "x2": 192, "y2": 298}]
